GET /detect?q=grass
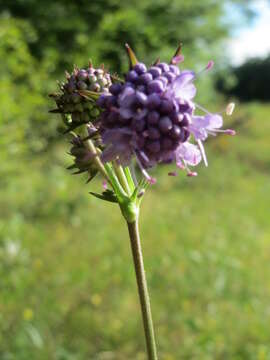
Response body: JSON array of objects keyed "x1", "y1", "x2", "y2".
[{"x1": 0, "y1": 103, "x2": 270, "y2": 359}]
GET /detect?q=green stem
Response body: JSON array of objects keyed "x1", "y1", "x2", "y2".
[{"x1": 127, "y1": 219, "x2": 158, "y2": 360}]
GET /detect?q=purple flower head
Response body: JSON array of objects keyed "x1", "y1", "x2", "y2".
[{"x1": 98, "y1": 51, "x2": 235, "y2": 182}]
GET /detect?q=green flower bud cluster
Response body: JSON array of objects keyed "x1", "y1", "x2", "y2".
[
  {"x1": 53, "y1": 64, "x2": 112, "y2": 126},
  {"x1": 68, "y1": 131, "x2": 98, "y2": 180}
]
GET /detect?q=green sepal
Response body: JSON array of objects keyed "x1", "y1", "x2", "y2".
[
  {"x1": 86, "y1": 169, "x2": 98, "y2": 183},
  {"x1": 48, "y1": 92, "x2": 61, "y2": 98},
  {"x1": 66, "y1": 164, "x2": 77, "y2": 170},
  {"x1": 90, "y1": 189, "x2": 118, "y2": 203},
  {"x1": 125, "y1": 43, "x2": 139, "y2": 68},
  {"x1": 72, "y1": 169, "x2": 86, "y2": 175},
  {"x1": 170, "y1": 42, "x2": 183, "y2": 64},
  {"x1": 123, "y1": 166, "x2": 135, "y2": 193},
  {"x1": 111, "y1": 73, "x2": 124, "y2": 83},
  {"x1": 61, "y1": 114, "x2": 72, "y2": 126},
  {"x1": 49, "y1": 108, "x2": 62, "y2": 113},
  {"x1": 153, "y1": 57, "x2": 160, "y2": 66},
  {"x1": 130, "y1": 179, "x2": 148, "y2": 204},
  {"x1": 62, "y1": 121, "x2": 88, "y2": 134},
  {"x1": 81, "y1": 131, "x2": 99, "y2": 142},
  {"x1": 78, "y1": 90, "x2": 101, "y2": 100},
  {"x1": 103, "y1": 163, "x2": 127, "y2": 199}
]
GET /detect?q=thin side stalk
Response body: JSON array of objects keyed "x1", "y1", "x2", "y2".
[{"x1": 127, "y1": 220, "x2": 158, "y2": 360}]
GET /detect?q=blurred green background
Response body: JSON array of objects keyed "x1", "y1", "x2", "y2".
[{"x1": 1, "y1": 0, "x2": 270, "y2": 359}]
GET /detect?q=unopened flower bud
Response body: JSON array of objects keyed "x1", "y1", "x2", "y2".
[
  {"x1": 68, "y1": 134, "x2": 98, "y2": 178},
  {"x1": 51, "y1": 64, "x2": 112, "y2": 127}
]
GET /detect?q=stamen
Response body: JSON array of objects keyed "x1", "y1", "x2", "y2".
[
  {"x1": 225, "y1": 129, "x2": 236, "y2": 135},
  {"x1": 218, "y1": 102, "x2": 236, "y2": 116},
  {"x1": 194, "y1": 102, "x2": 211, "y2": 115},
  {"x1": 143, "y1": 130, "x2": 149, "y2": 137},
  {"x1": 148, "y1": 177, "x2": 157, "y2": 185},
  {"x1": 135, "y1": 152, "x2": 156, "y2": 185},
  {"x1": 187, "y1": 171, "x2": 198, "y2": 177},
  {"x1": 212, "y1": 129, "x2": 236, "y2": 135},
  {"x1": 168, "y1": 171, "x2": 178, "y2": 176},
  {"x1": 195, "y1": 60, "x2": 214, "y2": 78},
  {"x1": 138, "y1": 150, "x2": 151, "y2": 165},
  {"x1": 179, "y1": 160, "x2": 198, "y2": 177},
  {"x1": 176, "y1": 162, "x2": 185, "y2": 170},
  {"x1": 206, "y1": 60, "x2": 214, "y2": 71},
  {"x1": 171, "y1": 55, "x2": 184, "y2": 65},
  {"x1": 197, "y1": 139, "x2": 208, "y2": 167},
  {"x1": 207, "y1": 130, "x2": 218, "y2": 136},
  {"x1": 226, "y1": 102, "x2": 235, "y2": 116},
  {"x1": 130, "y1": 163, "x2": 138, "y2": 186}
]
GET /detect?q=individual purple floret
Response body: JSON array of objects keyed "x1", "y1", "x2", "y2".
[{"x1": 98, "y1": 56, "x2": 235, "y2": 182}]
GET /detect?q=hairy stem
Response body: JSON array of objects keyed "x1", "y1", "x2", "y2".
[{"x1": 127, "y1": 219, "x2": 158, "y2": 360}]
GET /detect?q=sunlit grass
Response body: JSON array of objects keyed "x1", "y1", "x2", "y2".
[{"x1": 1, "y1": 103, "x2": 270, "y2": 359}]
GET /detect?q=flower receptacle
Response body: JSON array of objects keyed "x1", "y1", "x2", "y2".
[{"x1": 119, "y1": 197, "x2": 139, "y2": 223}]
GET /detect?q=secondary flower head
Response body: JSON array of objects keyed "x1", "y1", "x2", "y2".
[
  {"x1": 50, "y1": 63, "x2": 112, "y2": 127},
  {"x1": 97, "y1": 46, "x2": 235, "y2": 182}
]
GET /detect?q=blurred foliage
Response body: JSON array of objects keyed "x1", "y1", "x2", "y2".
[
  {"x1": 0, "y1": 0, "x2": 253, "y2": 160},
  {"x1": 1, "y1": 0, "x2": 269, "y2": 359},
  {"x1": 216, "y1": 55, "x2": 270, "y2": 102},
  {"x1": 0, "y1": 15, "x2": 58, "y2": 168},
  {"x1": 1, "y1": 103, "x2": 270, "y2": 359},
  {"x1": 0, "y1": 0, "x2": 253, "y2": 72}
]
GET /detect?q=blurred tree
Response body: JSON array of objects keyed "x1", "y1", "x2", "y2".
[
  {"x1": 215, "y1": 55, "x2": 270, "y2": 102},
  {"x1": 0, "y1": 15, "x2": 58, "y2": 171},
  {"x1": 1, "y1": 3, "x2": 270, "y2": 360},
  {"x1": 0, "y1": 0, "x2": 254, "y2": 159},
  {"x1": 0, "y1": 0, "x2": 253, "y2": 72}
]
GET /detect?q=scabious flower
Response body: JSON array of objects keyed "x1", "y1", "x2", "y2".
[
  {"x1": 50, "y1": 63, "x2": 112, "y2": 126},
  {"x1": 97, "y1": 53, "x2": 235, "y2": 182}
]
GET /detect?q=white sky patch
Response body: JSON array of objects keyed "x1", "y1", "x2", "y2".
[{"x1": 228, "y1": 0, "x2": 270, "y2": 65}]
